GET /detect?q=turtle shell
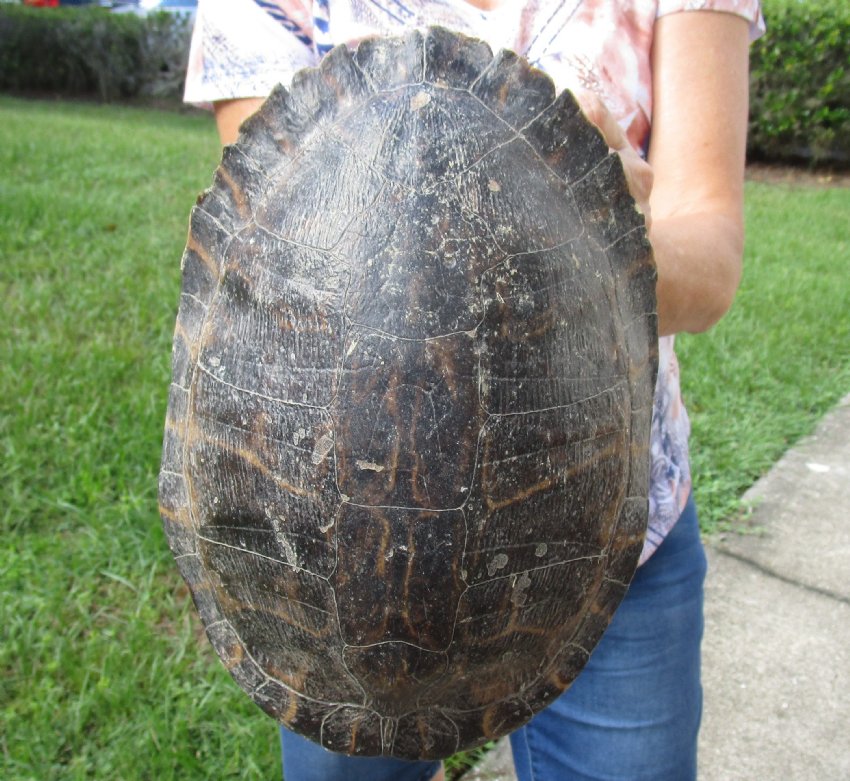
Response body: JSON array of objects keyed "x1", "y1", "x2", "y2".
[{"x1": 159, "y1": 26, "x2": 658, "y2": 760}]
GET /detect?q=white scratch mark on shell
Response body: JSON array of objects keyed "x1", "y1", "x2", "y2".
[
  {"x1": 311, "y1": 432, "x2": 334, "y2": 465},
  {"x1": 355, "y1": 459, "x2": 385, "y2": 472},
  {"x1": 511, "y1": 572, "x2": 532, "y2": 606},
  {"x1": 279, "y1": 534, "x2": 299, "y2": 568}
]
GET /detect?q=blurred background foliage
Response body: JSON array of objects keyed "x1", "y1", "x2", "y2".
[
  {"x1": 748, "y1": 0, "x2": 850, "y2": 166},
  {"x1": 0, "y1": 3, "x2": 191, "y2": 102}
]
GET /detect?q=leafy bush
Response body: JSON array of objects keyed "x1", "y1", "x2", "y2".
[
  {"x1": 0, "y1": 5, "x2": 191, "y2": 101},
  {"x1": 749, "y1": 0, "x2": 850, "y2": 165}
]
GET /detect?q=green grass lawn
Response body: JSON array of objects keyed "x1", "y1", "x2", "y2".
[
  {"x1": 678, "y1": 176, "x2": 850, "y2": 528},
  {"x1": 1, "y1": 96, "x2": 848, "y2": 780}
]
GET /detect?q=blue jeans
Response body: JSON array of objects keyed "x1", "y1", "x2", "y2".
[{"x1": 280, "y1": 496, "x2": 706, "y2": 781}]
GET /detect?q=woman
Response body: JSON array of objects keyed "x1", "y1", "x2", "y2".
[{"x1": 183, "y1": 1, "x2": 764, "y2": 779}]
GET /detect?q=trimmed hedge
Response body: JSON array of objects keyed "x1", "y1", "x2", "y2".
[
  {"x1": 0, "y1": 5, "x2": 190, "y2": 101},
  {"x1": 749, "y1": 0, "x2": 850, "y2": 165}
]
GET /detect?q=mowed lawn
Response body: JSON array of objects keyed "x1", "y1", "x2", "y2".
[{"x1": 1, "y1": 96, "x2": 848, "y2": 780}]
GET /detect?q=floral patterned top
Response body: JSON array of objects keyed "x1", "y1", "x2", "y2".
[{"x1": 185, "y1": 0, "x2": 764, "y2": 564}]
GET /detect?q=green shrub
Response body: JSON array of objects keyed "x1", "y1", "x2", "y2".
[
  {"x1": 0, "y1": 5, "x2": 191, "y2": 101},
  {"x1": 750, "y1": 0, "x2": 850, "y2": 165}
]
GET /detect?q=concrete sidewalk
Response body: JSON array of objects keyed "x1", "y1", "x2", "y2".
[{"x1": 466, "y1": 394, "x2": 850, "y2": 781}]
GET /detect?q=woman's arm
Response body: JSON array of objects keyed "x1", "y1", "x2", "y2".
[
  {"x1": 214, "y1": 97, "x2": 266, "y2": 145},
  {"x1": 648, "y1": 11, "x2": 751, "y2": 336}
]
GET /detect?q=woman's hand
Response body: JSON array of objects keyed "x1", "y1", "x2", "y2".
[{"x1": 577, "y1": 91, "x2": 654, "y2": 229}]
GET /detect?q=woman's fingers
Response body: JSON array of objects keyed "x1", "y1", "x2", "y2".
[
  {"x1": 577, "y1": 91, "x2": 627, "y2": 148},
  {"x1": 576, "y1": 91, "x2": 654, "y2": 228}
]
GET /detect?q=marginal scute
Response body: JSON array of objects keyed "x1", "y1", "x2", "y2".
[
  {"x1": 354, "y1": 29, "x2": 425, "y2": 91},
  {"x1": 246, "y1": 80, "x2": 324, "y2": 167},
  {"x1": 251, "y1": 679, "x2": 295, "y2": 721},
  {"x1": 627, "y1": 409, "x2": 653, "y2": 496},
  {"x1": 539, "y1": 642, "x2": 592, "y2": 695},
  {"x1": 169, "y1": 294, "x2": 206, "y2": 389},
  {"x1": 295, "y1": 692, "x2": 338, "y2": 735},
  {"x1": 184, "y1": 203, "x2": 229, "y2": 289},
  {"x1": 321, "y1": 706, "x2": 383, "y2": 755},
  {"x1": 160, "y1": 384, "x2": 188, "y2": 471},
  {"x1": 159, "y1": 26, "x2": 658, "y2": 760},
  {"x1": 175, "y1": 554, "x2": 223, "y2": 628},
  {"x1": 197, "y1": 159, "x2": 255, "y2": 233},
  {"x1": 393, "y1": 710, "x2": 460, "y2": 759},
  {"x1": 158, "y1": 473, "x2": 194, "y2": 558},
  {"x1": 180, "y1": 235, "x2": 218, "y2": 305},
  {"x1": 206, "y1": 619, "x2": 270, "y2": 694},
  {"x1": 239, "y1": 85, "x2": 301, "y2": 167},
  {"x1": 480, "y1": 698, "x2": 534, "y2": 739},
  {"x1": 218, "y1": 144, "x2": 266, "y2": 220},
  {"x1": 289, "y1": 60, "x2": 351, "y2": 131},
  {"x1": 318, "y1": 43, "x2": 374, "y2": 108},
  {"x1": 424, "y1": 26, "x2": 493, "y2": 88}
]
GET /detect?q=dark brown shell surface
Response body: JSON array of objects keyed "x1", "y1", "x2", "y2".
[{"x1": 159, "y1": 26, "x2": 658, "y2": 760}]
